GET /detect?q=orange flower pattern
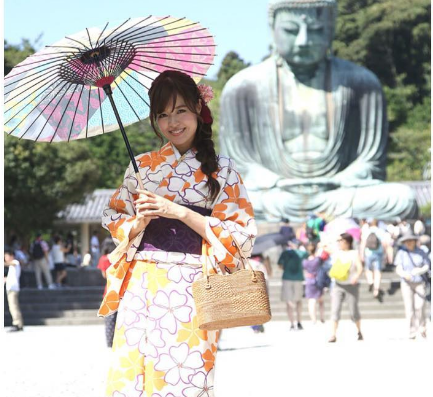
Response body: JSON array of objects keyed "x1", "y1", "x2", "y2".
[{"x1": 98, "y1": 142, "x2": 256, "y2": 396}]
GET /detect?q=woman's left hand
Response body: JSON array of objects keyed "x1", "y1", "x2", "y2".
[{"x1": 134, "y1": 189, "x2": 184, "y2": 220}]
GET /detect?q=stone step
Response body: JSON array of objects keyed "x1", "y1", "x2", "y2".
[
  {"x1": 12, "y1": 317, "x2": 105, "y2": 326},
  {"x1": 18, "y1": 268, "x2": 106, "y2": 288},
  {"x1": 16, "y1": 286, "x2": 105, "y2": 295},
  {"x1": 271, "y1": 301, "x2": 404, "y2": 312},
  {"x1": 266, "y1": 278, "x2": 402, "y2": 286},
  {"x1": 7, "y1": 309, "x2": 101, "y2": 319},
  {"x1": 269, "y1": 292, "x2": 403, "y2": 303},
  {"x1": 12, "y1": 302, "x2": 102, "y2": 311},
  {"x1": 11, "y1": 296, "x2": 103, "y2": 305}
]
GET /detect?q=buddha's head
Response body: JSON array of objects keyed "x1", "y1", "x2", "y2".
[{"x1": 268, "y1": 0, "x2": 337, "y2": 67}]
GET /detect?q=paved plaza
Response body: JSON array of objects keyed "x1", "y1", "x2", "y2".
[{"x1": 2, "y1": 319, "x2": 431, "y2": 397}]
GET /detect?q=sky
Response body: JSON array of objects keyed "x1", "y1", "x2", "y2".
[{"x1": 4, "y1": 0, "x2": 273, "y2": 79}]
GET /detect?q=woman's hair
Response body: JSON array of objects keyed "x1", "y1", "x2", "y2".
[
  {"x1": 148, "y1": 70, "x2": 220, "y2": 202},
  {"x1": 339, "y1": 233, "x2": 353, "y2": 249},
  {"x1": 307, "y1": 241, "x2": 317, "y2": 254}
]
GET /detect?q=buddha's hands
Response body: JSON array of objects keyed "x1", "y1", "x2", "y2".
[
  {"x1": 242, "y1": 164, "x2": 282, "y2": 190},
  {"x1": 277, "y1": 177, "x2": 341, "y2": 192},
  {"x1": 135, "y1": 189, "x2": 184, "y2": 220}
]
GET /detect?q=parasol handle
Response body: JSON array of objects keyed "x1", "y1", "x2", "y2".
[{"x1": 103, "y1": 84, "x2": 144, "y2": 191}]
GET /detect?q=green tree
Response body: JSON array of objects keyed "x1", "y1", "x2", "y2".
[
  {"x1": 4, "y1": 38, "x2": 40, "y2": 75},
  {"x1": 332, "y1": 0, "x2": 431, "y2": 181},
  {"x1": 86, "y1": 119, "x2": 161, "y2": 188},
  {"x1": 216, "y1": 51, "x2": 250, "y2": 87},
  {"x1": 4, "y1": 135, "x2": 100, "y2": 242}
]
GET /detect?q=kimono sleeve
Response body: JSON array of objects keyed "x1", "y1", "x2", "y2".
[
  {"x1": 102, "y1": 164, "x2": 141, "y2": 261},
  {"x1": 205, "y1": 162, "x2": 257, "y2": 272}
]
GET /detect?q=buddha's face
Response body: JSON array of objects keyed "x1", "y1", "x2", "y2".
[{"x1": 273, "y1": 7, "x2": 333, "y2": 66}]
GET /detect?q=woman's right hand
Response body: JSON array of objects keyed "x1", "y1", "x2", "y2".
[
  {"x1": 135, "y1": 191, "x2": 160, "y2": 225},
  {"x1": 130, "y1": 191, "x2": 159, "y2": 238}
]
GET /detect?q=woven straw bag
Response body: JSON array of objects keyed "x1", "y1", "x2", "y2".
[{"x1": 192, "y1": 234, "x2": 272, "y2": 331}]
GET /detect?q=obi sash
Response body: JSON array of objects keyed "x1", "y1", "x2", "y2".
[{"x1": 137, "y1": 205, "x2": 212, "y2": 255}]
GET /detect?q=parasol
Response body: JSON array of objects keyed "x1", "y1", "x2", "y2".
[
  {"x1": 251, "y1": 232, "x2": 289, "y2": 256},
  {"x1": 4, "y1": 16, "x2": 216, "y2": 189},
  {"x1": 324, "y1": 217, "x2": 361, "y2": 241}
]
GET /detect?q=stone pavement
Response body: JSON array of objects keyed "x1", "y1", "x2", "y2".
[{"x1": 1, "y1": 319, "x2": 431, "y2": 397}]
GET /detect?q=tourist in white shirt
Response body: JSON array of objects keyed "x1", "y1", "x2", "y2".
[
  {"x1": 394, "y1": 232, "x2": 430, "y2": 339},
  {"x1": 90, "y1": 231, "x2": 100, "y2": 268},
  {"x1": 51, "y1": 236, "x2": 69, "y2": 288},
  {"x1": 4, "y1": 249, "x2": 24, "y2": 332}
]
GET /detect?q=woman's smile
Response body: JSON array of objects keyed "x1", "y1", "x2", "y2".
[
  {"x1": 169, "y1": 127, "x2": 186, "y2": 136},
  {"x1": 157, "y1": 95, "x2": 201, "y2": 154}
]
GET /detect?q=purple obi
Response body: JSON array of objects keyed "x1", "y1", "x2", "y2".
[{"x1": 137, "y1": 205, "x2": 212, "y2": 255}]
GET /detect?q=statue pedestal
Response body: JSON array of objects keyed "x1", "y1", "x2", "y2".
[{"x1": 256, "y1": 220, "x2": 302, "y2": 235}]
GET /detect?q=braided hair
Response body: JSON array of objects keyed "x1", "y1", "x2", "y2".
[{"x1": 148, "y1": 70, "x2": 220, "y2": 202}]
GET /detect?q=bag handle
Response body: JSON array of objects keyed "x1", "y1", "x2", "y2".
[{"x1": 202, "y1": 229, "x2": 258, "y2": 288}]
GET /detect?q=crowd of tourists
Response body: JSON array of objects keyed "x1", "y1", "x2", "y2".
[
  {"x1": 5, "y1": 230, "x2": 113, "y2": 285},
  {"x1": 268, "y1": 215, "x2": 431, "y2": 341}
]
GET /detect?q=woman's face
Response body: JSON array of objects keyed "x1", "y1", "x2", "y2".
[
  {"x1": 337, "y1": 237, "x2": 349, "y2": 250},
  {"x1": 404, "y1": 240, "x2": 417, "y2": 251},
  {"x1": 156, "y1": 95, "x2": 201, "y2": 155}
]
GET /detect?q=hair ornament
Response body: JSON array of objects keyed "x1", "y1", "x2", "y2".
[{"x1": 197, "y1": 84, "x2": 214, "y2": 104}]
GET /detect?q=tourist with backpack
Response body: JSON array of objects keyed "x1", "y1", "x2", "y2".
[
  {"x1": 360, "y1": 219, "x2": 387, "y2": 301},
  {"x1": 278, "y1": 241, "x2": 307, "y2": 331},
  {"x1": 306, "y1": 213, "x2": 326, "y2": 242},
  {"x1": 302, "y1": 242, "x2": 326, "y2": 324},
  {"x1": 29, "y1": 233, "x2": 56, "y2": 290},
  {"x1": 328, "y1": 233, "x2": 363, "y2": 343}
]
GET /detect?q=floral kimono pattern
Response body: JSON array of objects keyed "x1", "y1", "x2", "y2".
[{"x1": 99, "y1": 142, "x2": 256, "y2": 397}]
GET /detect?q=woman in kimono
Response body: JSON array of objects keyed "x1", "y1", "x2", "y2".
[{"x1": 98, "y1": 70, "x2": 256, "y2": 397}]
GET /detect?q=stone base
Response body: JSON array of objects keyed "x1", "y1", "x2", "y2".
[
  {"x1": 256, "y1": 220, "x2": 303, "y2": 235},
  {"x1": 19, "y1": 267, "x2": 105, "y2": 288}
]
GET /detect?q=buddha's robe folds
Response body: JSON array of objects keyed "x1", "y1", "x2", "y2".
[{"x1": 220, "y1": 56, "x2": 418, "y2": 221}]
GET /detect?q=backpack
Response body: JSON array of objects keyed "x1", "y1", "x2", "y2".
[
  {"x1": 365, "y1": 233, "x2": 380, "y2": 250},
  {"x1": 306, "y1": 220, "x2": 318, "y2": 241},
  {"x1": 31, "y1": 241, "x2": 45, "y2": 259},
  {"x1": 315, "y1": 264, "x2": 331, "y2": 290}
]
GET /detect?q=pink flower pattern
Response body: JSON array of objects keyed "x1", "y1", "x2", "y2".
[
  {"x1": 154, "y1": 343, "x2": 204, "y2": 386},
  {"x1": 148, "y1": 290, "x2": 192, "y2": 334}
]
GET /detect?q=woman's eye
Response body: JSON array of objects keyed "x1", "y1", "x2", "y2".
[
  {"x1": 177, "y1": 108, "x2": 186, "y2": 114},
  {"x1": 283, "y1": 28, "x2": 298, "y2": 34},
  {"x1": 157, "y1": 114, "x2": 167, "y2": 119}
]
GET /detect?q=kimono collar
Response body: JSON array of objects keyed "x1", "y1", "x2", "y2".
[{"x1": 169, "y1": 142, "x2": 197, "y2": 162}]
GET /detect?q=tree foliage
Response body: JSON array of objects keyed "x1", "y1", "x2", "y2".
[
  {"x1": 4, "y1": 135, "x2": 100, "y2": 241},
  {"x1": 85, "y1": 120, "x2": 160, "y2": 188},
  {"x1": 333, "y1": 0, "x2": 431, "y2": 181},
  {"x1": 4, "y1": 39, "x2": 37, "y2": 75},
  {"x1": 216, "y1": 51, "x2": 250, "y2": 87}
]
